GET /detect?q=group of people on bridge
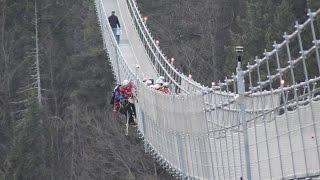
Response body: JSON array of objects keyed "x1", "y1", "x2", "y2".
[
  {"x1": 108, "y1": 11, "x2": 172, "y2": 125},
  {"x1": 143, "y1": 76, "x2": 171, "y2": 94},
  {"x1": 111, "y1": 76, "x2": 171, "y2": 126}
]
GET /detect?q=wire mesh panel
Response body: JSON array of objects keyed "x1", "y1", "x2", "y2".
[{"x1": 136, "y1": 81, "x2": 214, "y2": 178}]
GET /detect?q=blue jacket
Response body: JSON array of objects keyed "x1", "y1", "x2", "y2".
[
  {"x1": 114, "y1": 90, "x2": 124, "y2": 101},
  {"x1": 112, "y1": 85, "x2": 123, "y2": 101}
]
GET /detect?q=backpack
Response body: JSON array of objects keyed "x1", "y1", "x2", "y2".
[{"x1": 110, "y1": 85, "x2": 121, "y2": 104}]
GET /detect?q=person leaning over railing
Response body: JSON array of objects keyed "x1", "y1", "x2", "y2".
[
  {"x1": 143, "y1": 76, "x2": 171, "y2": 94},
  {"x1": 158, "y1": 82, "x2": 171, "y2": 94},
  {"x1": 110, "y1": 80, "x2": 137, "y2": 126},
  {"x1": 143, "y1": 77, "x2": 154, "y2": 85},
  {"x1": 144, "y1": 79, "x2": 153, "y2": 86},
  {"x1": 119, "y1": 80, "x2": 137, "y2": 126},
  {"x1": 150, "y1": 78, "x2": 163, "y2": 90},
  {"x1": 111, "y1": 84, "x2": 123, "y2": 112}
]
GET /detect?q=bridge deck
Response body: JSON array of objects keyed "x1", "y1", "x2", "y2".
[{"x1": 102, "y1": 0, "x2": 158, "y2": 80}]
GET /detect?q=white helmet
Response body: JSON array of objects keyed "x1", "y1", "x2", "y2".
[
  {"x1": 158, "y1": 76, "x2": 165, "y2": 81},
  {"x1": 155, "y1": 78, "x2": 164, "y2": 85},
  {"x1": 163, "y1": 82, "x2": 169, "y2": 87},
  {"x1": 123, "y1": 79, "x2": 129, "y2": 86},
  {"x1": 146, "y1": 79, "x2": 152, "y2": 85},
  {"x1": 151, "y1": 84, "x2": 161, "y2": 90}
]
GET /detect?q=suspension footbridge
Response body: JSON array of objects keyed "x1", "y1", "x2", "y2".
[{"x1": 95, "y1": 0, "x2": 320, "y2": 179}]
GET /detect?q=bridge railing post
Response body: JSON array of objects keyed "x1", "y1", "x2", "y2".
[
  {"x1": 176, "y1": 133, "x2": 186, "y2": 178},
  {"x1": 140, "y1": 110, "x2": 149, "y2": 153},
  {"x1": 235, "y1": 46, "x2": 252, "y2": 180}
]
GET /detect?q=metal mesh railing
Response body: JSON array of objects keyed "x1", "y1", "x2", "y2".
[
  {"x1": 95, "y1": 0, "x2": 320, "y2": 179},
  {"x1": 136, "y1": 79, "x2": 320, "y2": 179}
]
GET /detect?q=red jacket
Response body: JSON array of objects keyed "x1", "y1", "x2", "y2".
[
  {"x1": 119, "y1": 80, "x2": 133, "y2": 99},
  {"x1": 159, "y1": 87, "x2": 171, "y2": 94}
]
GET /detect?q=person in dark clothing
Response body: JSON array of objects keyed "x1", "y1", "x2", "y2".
[
  {"x1": 119, "y1": 100, "x2": 137, "y2": 125},
  {"x1": 108, "y1": 11, "x2": 121, "y2": 44}
]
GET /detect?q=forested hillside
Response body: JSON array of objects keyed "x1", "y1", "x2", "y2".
[
  {"x1": 0, "y1": 0, "x2": 170, "y2": 179},
  {"x1": 137, "y1": 0, "x2": 320, "y2": 85}
]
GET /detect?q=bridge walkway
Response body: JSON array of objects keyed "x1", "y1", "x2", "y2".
[{"x1": 102, "y1": 0, "x2": 158, "y2": 80}]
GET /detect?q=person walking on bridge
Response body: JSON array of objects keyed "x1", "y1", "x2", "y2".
[{"x1": 108, "y1": 11, "x2": 121, "y2": 44}]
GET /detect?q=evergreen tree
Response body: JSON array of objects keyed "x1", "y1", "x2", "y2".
[
  {"x1": 225, "y1": 0, "x2": 298, "y2": 76},
  {"x1": 4, "y1": 94, "x2": 49, "y2": 180}
]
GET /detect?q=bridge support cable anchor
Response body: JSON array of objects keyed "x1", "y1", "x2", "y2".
[{"x1": 235, "y1": 46, "x2": 252, "y2": 180}]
